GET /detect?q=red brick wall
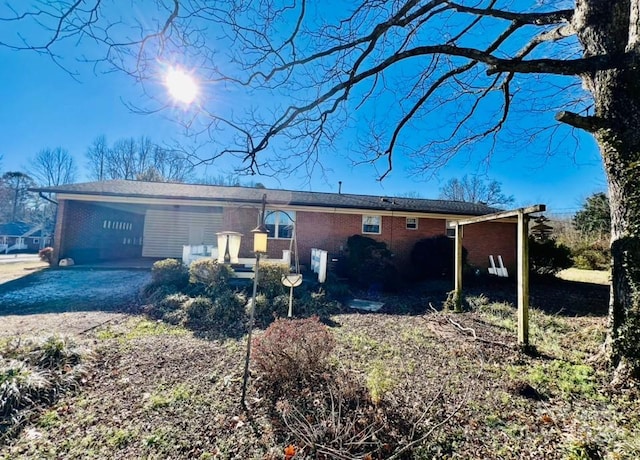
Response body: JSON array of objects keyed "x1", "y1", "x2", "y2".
[
  {"x1": 462, "y1": 222, "x2": 517, "y2": 271},
  {"x1": 295, "y1": 212, "x2": 448, "y2": 269},
  {"x1": 223, "y1": 206, "x2": 260, "y2": 257},
  {"x1": 294, "y1": 212, "x2": 517, "y2": 274},
  {"x1": 220, "y1": 208, "x2": 518, "y2": 273}
]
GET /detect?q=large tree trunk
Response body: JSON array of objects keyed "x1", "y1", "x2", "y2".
[{"x1": 576, "y1": 0, "x2": 640, "y2": 380}]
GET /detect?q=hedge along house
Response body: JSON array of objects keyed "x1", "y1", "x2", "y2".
[{"x1": 31, "y1": 180, "x2": 518, "y2": 274}]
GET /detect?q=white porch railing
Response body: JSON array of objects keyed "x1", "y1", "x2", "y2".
[
  {"x1": 182, "y1": 244, "x2": 291, "y2": 278},
  {"x1": 182, "y1": 244, "x2": 219, "y2": 266}
]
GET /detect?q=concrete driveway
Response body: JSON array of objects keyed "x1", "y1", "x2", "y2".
[
  {"x1": 0, "y1": 267, "x2": 151, "y2": 314},
  {"x1": 0, "y1": 267, "x2": 151, "y2": 337},
  {"x1": 0, "y1": 254, "x2": 40, "y2": 264}
]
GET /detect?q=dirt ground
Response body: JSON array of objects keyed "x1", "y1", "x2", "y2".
[{"x1": 0, "y1": 264, "x2": 149, "y2": 337}]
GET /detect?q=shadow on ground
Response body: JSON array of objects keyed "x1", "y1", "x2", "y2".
[
  {"x1": 367, "y1": 276, "x2": 609, "y2": 318},
  {"x1": 0, "y1": 268, "x2": 151, "y2": 315},
  {"x1": 463, "y1": 276, "x2": 609, "y2": 317}
]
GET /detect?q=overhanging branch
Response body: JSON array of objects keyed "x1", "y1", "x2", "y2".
[
  {"x1": 446, "y1": 2, "x2": 573, "y2": 25},
  {"x1": 555, "y1": 111, "x2": 605, "y2": 132}
]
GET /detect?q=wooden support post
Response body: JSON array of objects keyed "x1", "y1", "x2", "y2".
[
  {"x1": 454, "y1": 222, "x2": 463, "y2": 312},
  {"x1": 517, "y1": 210, "x2": 529, "y2": 346}
]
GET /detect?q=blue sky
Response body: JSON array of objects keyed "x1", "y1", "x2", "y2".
[{"x1": 0, "y1": 4, "x2": 607, "y2": 217}]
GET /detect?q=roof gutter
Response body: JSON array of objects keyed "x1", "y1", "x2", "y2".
[{"x1": 39, "y1": 192, "x2": 58, "y2": 206}]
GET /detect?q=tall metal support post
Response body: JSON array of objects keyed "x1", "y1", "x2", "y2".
[
  {"x1": 241, "y1": 194, "x2": 267, "y2": 409},
  {"x1": 517, "y1": 210, "x2": 530, "y2": 346},
  {"x1": 454, "y1": 222, "x2": 463, "y2": 312}
]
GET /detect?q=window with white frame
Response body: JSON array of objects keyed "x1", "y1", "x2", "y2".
[
  {"x1": 445, "y1": 220, "x2": 457, "y2": 238},
  {"x1": 406, "y1": 217, "x2": 418, "y2": 230},
  {"x1": 265, "y1": 210, "x2": 295, "y2": 239},
  {"x1": 362, "y1": 215, "x2": 382, "y2": 234}
]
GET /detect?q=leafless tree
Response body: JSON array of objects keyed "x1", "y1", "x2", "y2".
[
  {"x1": 86, "y1": 135, "x2": 109, "y2": 181},
  {"x1": 1, "y1": 1, "x2": 640, "y2": 380},
  {"x1": 439, "y1": 175, "x2": 514, "y2": 208},
  {"x1": 0, "y1": 172, "x2": 36, "y2": 222},
  {"x1": 86, "y1": 136, "x2": 193, "y2": 182},
  {"x1": 29, "y1": 147, "x2": 77, "y2": 187}
]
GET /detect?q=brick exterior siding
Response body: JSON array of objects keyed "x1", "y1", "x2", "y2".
[{"x1": 224, "y1": 209, "x2": 517, "y2": 274}]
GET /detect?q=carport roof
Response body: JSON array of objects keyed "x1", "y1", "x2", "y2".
[{"x1": 32, "y1": 179, "x2": 500, "y2": 216}]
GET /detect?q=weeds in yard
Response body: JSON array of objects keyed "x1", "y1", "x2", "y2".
[
  {"x1": 366, "y1": 360, "x2": 396, "y2": 405},
  {"x1": 124, "y1": 319, "x2": 188, "y2": 340},
  {"x1": 144, "y1": 383, "x2": 193, "y2": 410},
  {"x1": 106, "y1": 427, "x2": 138, "y2": 448},
  {"x1": 37, "y1": 409, "x2": 61, "y2": 428},
  {"x1": 526, "y1": 360, "x2": 605, "y2": 401},
  {"x1": 0, "y1": 336, "x2": 91, "y2": 444}
]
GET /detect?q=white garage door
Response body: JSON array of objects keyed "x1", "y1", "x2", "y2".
[{"x1": 142, "y1": 208, "x2": 223, "y2": 258}]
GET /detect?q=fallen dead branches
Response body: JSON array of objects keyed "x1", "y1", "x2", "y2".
[{"x1": 427, "y1": 304, "x2": 512, "y2": 348}]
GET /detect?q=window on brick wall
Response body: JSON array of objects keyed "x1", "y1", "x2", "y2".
[
  {"x1": 406, "y1": 217, "x2": 418, "y2": 230},
  {"x1": 265, "y1": 210, "x2": 295, "y2": 239},
  {"x1": 362, "y1": 215, "x2": 382, "y2": 234},
  {"x1": 445, "y1": 220, "x2": 457, "y2": 238}
]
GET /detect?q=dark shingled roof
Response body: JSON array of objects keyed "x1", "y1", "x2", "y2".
[
  {"x1": 32, "y1": 180, "x2": 500, "y2": 216},
  {"x1": 0, "y1": 221, "x2": 35, "y2": 236}
]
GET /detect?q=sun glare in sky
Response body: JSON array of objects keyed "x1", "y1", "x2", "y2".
[{"x1": 164, "y1": 66, "x2": 198, "y2": 104}]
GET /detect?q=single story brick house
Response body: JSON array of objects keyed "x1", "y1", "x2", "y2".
[{"x1": 32, "y1": 180, "x2": 518, "y2": 273}]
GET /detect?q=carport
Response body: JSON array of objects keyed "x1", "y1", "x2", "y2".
[{"x1": 453, "y1": 204, "x2": 546, "y2": 346}]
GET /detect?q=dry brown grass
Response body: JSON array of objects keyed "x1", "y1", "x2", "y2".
[
  {"x1": 0, "y1": 261, "x2": 49, "y2": 284},
  {"x1": 557, "y1": 268, "x2": 610, "y2": 285}
]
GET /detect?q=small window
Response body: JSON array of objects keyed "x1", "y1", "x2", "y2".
[
  {"x1": 446, "y1": 220, "x2": 457, "y2": 238},
  {"x1": 406, "y1": 217, "x2": 418, "y2": 230},
  {"x1": 265, "y1": 210, "x2": 296, "y2": 239},
  {"x1": 33, "y1": 238, "x2": 40, "y2": 244},
  {"x1": 362, "y1": 215, "x2": 382, "y2": 234}
]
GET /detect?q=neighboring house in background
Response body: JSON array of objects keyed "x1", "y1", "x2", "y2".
[
  {"x1": 0, "y1": 222, "x2": 52, "y2": 253},
  {"x1": 31, "y1": 180, "x2": 519, "y2": 273}
]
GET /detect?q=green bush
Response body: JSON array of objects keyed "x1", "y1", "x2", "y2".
[
  {"x1": 529, "y1": 237, "x2": 573, "y2": 276},
  {"x1": 142, "y1": 284, "x2": 181, "y2": 310},
  {"x1": 251, "y1": 293, "x2": 285, "y2": 327},
  {"x1": 185, "y1": 296, "x2": 214, "y2": 328},
  {"x1": 344, "y1": 235, "x2": 399, "y2": 291},
  {"x1": 294, "y1": 288, "x2": 342, "y2": 318},
  {"x1": 207, "y1": 290, "x2": 246, "y2": 328},
  {"x1": 151, "y1": 258, "x2": 189, "y2": 288},
  {"x1": 189, "y1": 259, "x2": 234, "y2": 295},
  {"x1": 572, "y1": 243, "x2": 610, "y2": 270},
  {"x1": 251, "y1": 316, "x2": 335, "y2": 388},
  {"x1": 144, "y1": 293, "x2": 189, "y2": 320},
  {"x1": 257, "y1": 263, "x2": 289, "y2": 298},
  {"x1": 185, "y1": 292, "x2": 247, "y2": 330},
  {"x1": 411, "y1": 235, "x2": 468, "y2": 280}
]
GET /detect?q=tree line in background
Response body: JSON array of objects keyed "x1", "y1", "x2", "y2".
[
  {"x1": 0, "y1": 137, "x2": 268, "y2": 228},
  {"x1": 86, "y1": 136, "x2": 193, "y2": 182},
  {"x1": 0, "y1": 137, "x2": 191, "y2": 229}
]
